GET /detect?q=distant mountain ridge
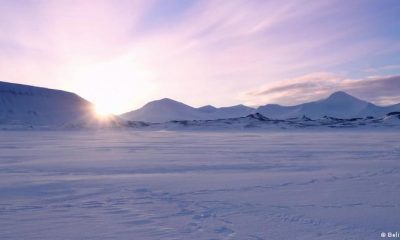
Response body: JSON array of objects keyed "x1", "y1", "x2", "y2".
[
  {"x1": 256, "y1": 91, "x2": 400, "y2": 119},
  {"x1": 120, "y1": 98, "x2": 254, "y2": 123},
  {"x1": 121, "y1": 91, "x2": 400, "y2": 122}
]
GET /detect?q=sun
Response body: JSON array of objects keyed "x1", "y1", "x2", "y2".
[
  {"x1": 69, "y1": 54, "x2": 158, "y2": 117},
  {"x1": 94, "y1": 104, "x2": 113, "y2": 118}
]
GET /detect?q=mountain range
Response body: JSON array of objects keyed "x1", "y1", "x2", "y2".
[
  {"x1": 121, "y1": 91, "x2": 400, "y2": 122},
  {"x1": 257, "y1": 91, "x2": 400, "y2": 120},
  {"x1": 120, "y1": 98, "x2": 254, "y2": 123},
  {"x1": 0, "y1": 81, "x2": 399, "y2": 127}
]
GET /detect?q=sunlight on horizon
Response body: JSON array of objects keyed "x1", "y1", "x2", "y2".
[
  {"x1": 69, "y1": 54, "x2": 159, "y2": 114},
  {"x1": 94, "y1": 104, "x2": 114, "y2": 118}
]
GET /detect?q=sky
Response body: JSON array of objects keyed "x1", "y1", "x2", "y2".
[{"x1": 0, "y1": 0, "x2": 400, "y2": 114}]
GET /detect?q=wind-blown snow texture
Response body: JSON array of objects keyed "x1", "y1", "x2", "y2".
[
  {"x1": 141, "y1": 112, "x2": 400, "y2": 131},
  {"x1": 1, "y1": 130, "x2": 399, "y2": 240}
]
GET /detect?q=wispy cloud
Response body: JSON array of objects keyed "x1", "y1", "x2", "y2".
[
  {"x1": 364, "y1": 65, "x2": 400, "y2": 73},
  {"x1": 245, "y1": 73, "x2": 400, "y2": 106}
]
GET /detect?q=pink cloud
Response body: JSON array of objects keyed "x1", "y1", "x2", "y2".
[{"x1": 244, "y1": 73, "x2": 400, "y2": 106}]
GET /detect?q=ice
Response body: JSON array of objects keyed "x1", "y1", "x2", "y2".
[{"x1": 0, "y1": 130, "x2": 399, "y2": 239}]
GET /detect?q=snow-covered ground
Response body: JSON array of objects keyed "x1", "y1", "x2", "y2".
[{"x1": 0, "y1": 130, "x2": 399, "y2": 239}]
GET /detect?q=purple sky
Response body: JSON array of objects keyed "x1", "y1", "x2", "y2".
[{"x1": 1, "y1": 0, "x2": 400, "y2": 113}]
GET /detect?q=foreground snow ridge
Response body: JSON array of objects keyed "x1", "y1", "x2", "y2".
[
  {"x1": 3, "y1": 111, "x2": 400, "y2": 131},
  {"x1": 129, "y1": 112, "x2": 400, "y2": 131}
]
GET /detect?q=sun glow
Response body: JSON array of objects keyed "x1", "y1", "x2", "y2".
[
  {"x1": 94, "y1": 104, "x2": 113, "y2": 118},
  {"x1": 68, "y1": 54, "x2": 158, "y2": 115}
]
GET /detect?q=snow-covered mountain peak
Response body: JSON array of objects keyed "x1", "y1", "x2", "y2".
[
  {"x1": 143, "y1": 98, "x2": 189, "y2": 108},
  {"x1": 122, "y1": 99, "x2": 254, "y2": 123},
  {"x1": 197, "y1": 105, "x2": 218, "y2": 113},
  {"x1": 326, "y1": 91, "x2": 353, "y2": 99},
  {"x1": 256, "y1": 91, "x2": 400, "y2": 119},
  {"x1": 323, "y1": 91, "x2": 366, "y2": 105}
]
